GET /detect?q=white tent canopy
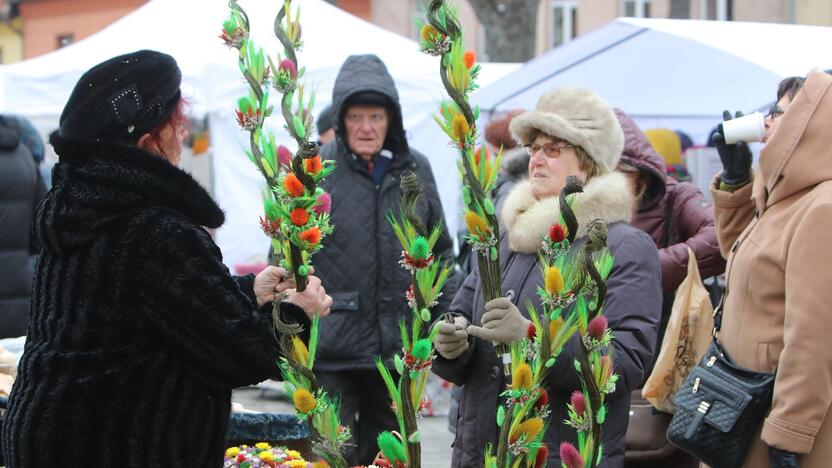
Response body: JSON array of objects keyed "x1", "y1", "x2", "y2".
[
  {"x1": 473, "y1": 18, "x2": 832, "y2": 145},
  {"x1": 0, "y1": 0, "x2": 518, "y2": 268}
]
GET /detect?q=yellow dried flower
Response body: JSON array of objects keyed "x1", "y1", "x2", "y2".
[
  {"x1": 549, "y1": 317, "x2": 564, "y2": 339},
  {"x1": 287, "y1": 461, "x2": 308, "y2": 468},
  {"x1": 225, "y1": 447, "x2": 240, "y2": 458},
  {"x1": 464, "y1": 210, "x2": 491, "y2": 238},
  {"x1": 290, "y1": 335, "x2": 309, "y2": 366},
  {"x1": 544, "y1": 266, "x2": 564, "y2": 296},
  {"x1": 258, "y1": 450, "x2": 276, "y2": 462},
  {"x1": 255, "y1": 442, "x2": 271, "y2": 450},
  {"x1": 420, "y1": 24, "x2": 439, "y2": 42},
  {"x1": 512, "y1": 363, "x2": 533, "y2": 390},
  {"x1": 450, "y1": 113, "x2": 470, "y2": 144},
  {"x1": 509, "y1": 417, "x2": 544, "y2": 444},
  {"x1": 286, "y1": 450, "x2": 303, "y2": 459},
  {"x1": 293, "y1": 388, "x2": 317, "y2": 413}
]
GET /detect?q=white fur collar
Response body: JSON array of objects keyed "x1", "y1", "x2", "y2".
[{"x1": 500, "y1": 172, "x2": 634, "y2": 253}]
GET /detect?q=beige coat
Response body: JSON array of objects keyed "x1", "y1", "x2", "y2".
[{"x1": 711, "y1": 70, "x2": 832, "y2": 467}]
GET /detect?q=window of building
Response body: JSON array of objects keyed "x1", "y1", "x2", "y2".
[
  {"x1": 701, "y1": 0, "x2": 732, "y2": 20},
  {"x1": 669, "y1": 0, "x2": 691, "y2": 19},
  {"x1": 57, "y1": 33, "x2": 74, "y2": 49},
  {"x1": 551, "y1": 0, "x2": 578, "y2": 48},
  {"x1": 621, "y1": 0, "x2": 651, "y2": 18}
]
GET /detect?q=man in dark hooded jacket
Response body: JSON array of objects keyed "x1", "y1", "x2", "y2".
[
  {"x1": 0, "y1": 115, "x2": 46, "y2": 338},
  {"x1": 312, "y1": 54, "x2": 457, "y2": 465}
]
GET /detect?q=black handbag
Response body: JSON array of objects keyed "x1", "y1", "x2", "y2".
[{"x1": 666, "y1": 303, "x2": 775, "y2": 468}]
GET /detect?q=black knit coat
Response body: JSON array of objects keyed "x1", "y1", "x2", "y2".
[{"x1": 2, "y1": 135, "x2": 307, "y2": 467}]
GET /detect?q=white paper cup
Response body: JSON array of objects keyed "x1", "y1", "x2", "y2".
[{"x1": 723, "y1": 112, "x2": 765, "y2": 144}]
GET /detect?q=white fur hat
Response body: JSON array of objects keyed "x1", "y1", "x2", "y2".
[{"x1": 509, "y1": 87, "x2": 624, "y2": 174}]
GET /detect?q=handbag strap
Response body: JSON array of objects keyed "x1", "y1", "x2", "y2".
[
  {"x1": 712, "y1": 285, "x2": 727, "y2": 337},
  {"x1": 660, "y1": 189, "x2": 676, "y2": 248}
]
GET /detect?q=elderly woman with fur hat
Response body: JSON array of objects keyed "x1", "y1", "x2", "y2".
[
  {"x1": 432, "y1": 87, "x2": 663, "y2": 467},
  {"x1": 1, "y1": 50, "x2": 332, "y2": 467}
]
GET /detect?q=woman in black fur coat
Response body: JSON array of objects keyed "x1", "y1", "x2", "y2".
[{"x1": 1, "y1": 50, "x2": 333, "y2": 467}]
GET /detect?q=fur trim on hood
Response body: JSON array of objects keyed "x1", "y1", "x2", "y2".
[
  {"x1": 509, "y1": 87, "x2": 624, "y2": 174},
  {"x1": 500, "y1": 172, "x2": 633, "y2": 253}
]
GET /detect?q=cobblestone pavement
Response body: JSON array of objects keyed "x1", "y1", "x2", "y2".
[{"x1": 232, "y1": 386, "x2": 454, "y2": 467}]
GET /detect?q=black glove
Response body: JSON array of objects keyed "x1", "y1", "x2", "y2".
[
  {"x1": 769, "y1": 447, "x2": 799, "y2": 468},
  {"x1": 712, "y1": 110, "x2": 753, "y2": 186}
]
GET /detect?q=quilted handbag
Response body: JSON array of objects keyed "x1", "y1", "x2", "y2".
[{"x1": 666, "y1": 334, "x2": 774, "y2": 468}]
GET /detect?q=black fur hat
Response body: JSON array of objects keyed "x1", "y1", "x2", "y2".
[{"x1": 58, "y1": 50, "x2": 182, "y2": 142}]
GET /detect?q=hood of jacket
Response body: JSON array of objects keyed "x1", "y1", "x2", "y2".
[
  {"x1": 614, "y1": 109, "x2": 667, "y2": 211},
  {"x1": 0, "y1": 116, "x2": 21, "y2": 151},
  {"x1": 330, "y1": 54, "x2": 408, "y2": 156},
  {"x1": 36, "y1": 134, "x2": 224, "y2": 255},
  {"x1": 501, "y1": 171, "x2": 634, "y2": 253},
  {"x1": 755, "y1": 70, "x2": 832, "y2": 210}
]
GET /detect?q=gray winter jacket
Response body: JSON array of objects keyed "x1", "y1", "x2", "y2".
[
  {"x1": 0, "y1": 116, "x2": 46, "y2": 338},
  {"x1": 313, "y1": 55, "x2": 458, "y2": 371},
  {"x1": 433, "y1": 173, "x2": 662, "y2": 467}
]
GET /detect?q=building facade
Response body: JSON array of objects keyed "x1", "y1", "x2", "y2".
[
  {"x1": 352, "y1": 0, "x2": 832, "y2": 59},
  {"x1": 13, "y1": 0, "x2": 146, "y2": 60}
]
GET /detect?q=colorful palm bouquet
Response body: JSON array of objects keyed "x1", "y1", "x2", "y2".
[
  {"x1": 223, "y1": 0, "x2": 334, "y2": 295},
  {"x1": 486, "y1": 177, "x2": 618, "y2": 468},
  {"x1": 373, "y1": 172, "x2": 454, "y2": 468},
  {"x1": 222, "y1": 2, "x2": 346, "y2": 466},
  {"x1": 420, "y1": 0, "x2": 510, "y2": 383}
]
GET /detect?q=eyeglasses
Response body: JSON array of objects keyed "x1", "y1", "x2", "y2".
[
  {"x1": 766, "y1": 105, "x2": 785, "y2": 121},
  {"x1": 524, "y1": 142, "x2": 575, "y2": 158}
]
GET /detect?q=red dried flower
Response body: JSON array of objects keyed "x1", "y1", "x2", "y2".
[
  {"x1": 548, "y1": 224, "x2": 566, "y2": 243},
  {"x1": 570, "y1": 390, "x2": 586, "y2": 416},
  {"x1": 259, "y1": 216, "x2": 281, "y2": 237},
  {"x1": 587, "y1": 315, "x2": 608, "y2": 340},
  {"x1": 299, "y1": 227, "x2": 321, "y2": 246},
  {"x1": 284, "y1": 173, "x2": 305, "y2": 197},
  {"x1": 313, "y1": 192, "x2": 332, "y2": 215},
  {"x1": 304, "y1": 155, "x2": 323, "y2": 175},
  {"x1": 279, "y1": 59, "x2": 297, "y2": 78},
  {"x1": 534, "y1": 389, "x2": 549, "y2": 411},
  {"x1": 277, "y1": 145, "x2": 293, "y2": 167},
  {"x1": 559, "y1": 442, "x2": 584, "y2": 468},
  {"x1": 290, "y1": 208, "x2": 310, "y2": 227},
  {"x1": 526, "y1": 322, "x2": 537, "y2": 340},
  {"x1": 534, "y1": 445, "x2": 549, "y2": 468}
]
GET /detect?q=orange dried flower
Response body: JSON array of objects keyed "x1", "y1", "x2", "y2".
[
  {"x1": 464, "y1": 51, "x2": 476, "y2": 69},
  {"x1": 304, "y1": 155, "x2": 323, "y2": 175},
  {"x1": 299, "y1": 227, "x2": 321, "y2": 246},
  {"x1": 290, "y1": 208, "x2": 310, "y2": 227},
  {"x1": 284, "y1": 173, "x2": 305, "y2": 197}
]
